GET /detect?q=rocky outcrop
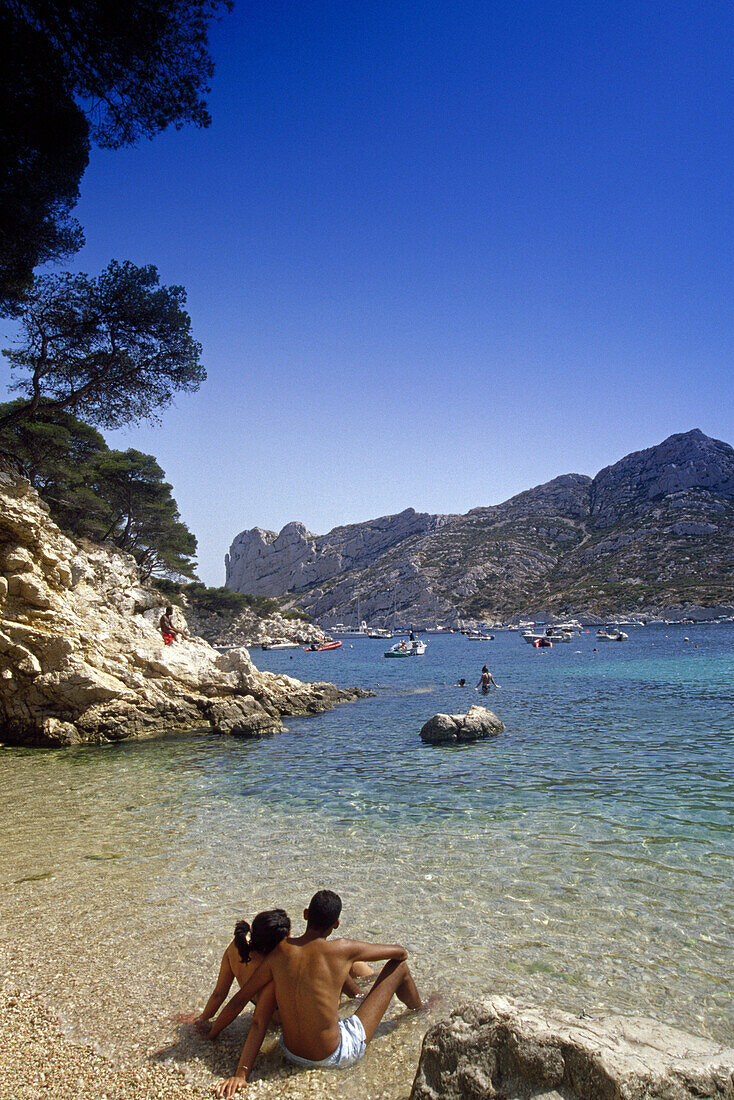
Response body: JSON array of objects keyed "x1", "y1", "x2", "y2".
[
  {"x1": 0, "y1": 470, "x2": 364, "y2": 747},
  {"x1": 182, "y1": 602, "x2": 325, "y2": 649},
  {"x1": 420, "y1": 705, "x2": 505, "y2": 744},
  {"x1": 411, "y1": 997, "x2": 734, "y2": 1100},
  {"x1": 224, "y1": 431, "x2": 734, "y2": 625},
  {"x1": 226, "y1": 508, "x2": 452, "y2": 597}
]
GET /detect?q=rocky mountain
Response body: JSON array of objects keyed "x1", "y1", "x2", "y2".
[{"x1": 225, "y1": 430, "x2": 734, "y2": 624}]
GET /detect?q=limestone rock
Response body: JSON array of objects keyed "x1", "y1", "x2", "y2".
[
  {"x1": 223, "y1": 430, "x2": 734, "y2": 625},
  {"x1": 183, "y1": 601, "x2": 326, "y2": 649},
  {"x1": 420, "y1": 705, "x2": 505, "y2": 744},
  {"x1": 0, "y1": 470, "x2": 365, "y2": 746},
  {"x1": 226, "y1": 508, "x2": 452, "y2": 598},
  {"x1": 410, "y1": 996, "x2": 734, "y2": 1100}
]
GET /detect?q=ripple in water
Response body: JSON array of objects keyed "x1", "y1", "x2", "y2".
[{"x1": 0, "y1": 625, "x2": 732, "y2": 1092}]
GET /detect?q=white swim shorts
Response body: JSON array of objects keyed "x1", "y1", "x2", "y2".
[{"x1": 280, "y1": 1014, "x2": 367, "y2": 1069}]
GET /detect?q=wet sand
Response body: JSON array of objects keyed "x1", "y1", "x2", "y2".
[{"x1": 0, "y1": 943, "x2": 437, "y2": 1100}]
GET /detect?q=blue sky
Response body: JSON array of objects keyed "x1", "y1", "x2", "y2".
[{"x1": 2, "y1": 0, "x2": 733, "y2": 584}]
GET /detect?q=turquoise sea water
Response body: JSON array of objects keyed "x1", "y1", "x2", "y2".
[{"x1": 1, "y1": 623, "x2": 732, "y2": 1087}]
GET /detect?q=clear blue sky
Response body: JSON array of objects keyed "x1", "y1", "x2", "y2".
[{"x1": 3, "y1": 0, "x2": 733, "y2": 584}]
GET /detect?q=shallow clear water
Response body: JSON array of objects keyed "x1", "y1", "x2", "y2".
[{"x1": 1, "y1": 623, "x2": 733, "y2": 1090}]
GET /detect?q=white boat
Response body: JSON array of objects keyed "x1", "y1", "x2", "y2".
[
  {"x1": 366, "y1": 627, "x2": 393, "y2": 638},
  {"x1": 523, "y1": 627, "x2": 571, "y2": 644},
  {"x1": 384, "y1": 639, "x2": 427, "y2": 658},
  {"x1": 597, "y1": 627, "x2": 628, "y2": 641},
  {"x1": 332, "y1": 619, "x2": 371, "y2": 637},
  {"x1": 261, "y1": 640, "x2": 300, "y2": 650}
]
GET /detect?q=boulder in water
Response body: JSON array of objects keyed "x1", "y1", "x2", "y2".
[{"x1": 420, "y1": 705, "x2": 504, "y2": 744}]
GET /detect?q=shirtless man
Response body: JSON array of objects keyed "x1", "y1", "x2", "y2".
[
  {"x1": 159, "y1": 605, "x2": 180, "y2": 645},
  {"x1": 209, "y1": 889, "x2": 424, "y2": 1097}
]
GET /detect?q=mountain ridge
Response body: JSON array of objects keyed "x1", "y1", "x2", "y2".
[{"x1": 225, "y1": 430, "x2": 734, "y2": 624}]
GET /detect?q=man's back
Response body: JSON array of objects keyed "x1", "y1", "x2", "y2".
[{"x1": 270, "y1": 938, "x2": 351, "y2": 1060}]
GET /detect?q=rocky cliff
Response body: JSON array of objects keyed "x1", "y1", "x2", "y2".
[
  {"x1": 225, "y1": 430, "x2": 734, "y2": 624},
  {"x1": 226, "y1": 508, "x2": 452, "y2": 596},
  {"x1": 0, "y1": 468, "x2": 363, "y2": 746}
]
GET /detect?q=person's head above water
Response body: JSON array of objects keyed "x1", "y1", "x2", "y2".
[
  {"x1": 304, "y1": 889, "x2": 342, "y2": 933},
  {"x1": 234, "y1": 908, "x2": 291, "y2": 962}
]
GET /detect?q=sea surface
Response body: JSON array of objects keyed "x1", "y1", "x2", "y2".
[{"x1": 1, "y1": 623, "x2": 733, "y2": 1090}]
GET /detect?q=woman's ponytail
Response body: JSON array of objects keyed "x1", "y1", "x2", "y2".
[{"x1": 234, "y1": 919, "x2": 251, "y2": 962}]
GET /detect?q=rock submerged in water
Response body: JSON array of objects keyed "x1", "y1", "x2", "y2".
[
  {"x1": 411, "y1": 997, "x2": 734, "y2": 1100},
  {"x1": 420, "y1": 705, "x2": 505, "y2": 744},
  {"x1": 0, "y1": 469, "x2": 366, "y2": 747}
]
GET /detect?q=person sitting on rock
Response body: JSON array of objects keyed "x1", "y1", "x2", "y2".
[
  {"x1": 207, "y1": 889, "x2": 427, "y2": 1096},
  {"x1": 159, "y1": 605, "x2": 180, "y2": 645}
]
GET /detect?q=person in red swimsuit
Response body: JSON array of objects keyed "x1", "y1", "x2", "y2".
[{"x1": 159, "y1": 605, "x2": 180, "y2": 645}]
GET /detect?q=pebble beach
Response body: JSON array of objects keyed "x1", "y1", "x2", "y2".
[{"x1": 0, "y1": 957, "x2": 431, "y2": 1100}]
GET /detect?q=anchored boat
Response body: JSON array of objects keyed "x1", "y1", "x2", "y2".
[
  {"x1": 597, "y1": 627, "x2": 628, "y2": 641},
  {"x1": 384, "y1": 639, "x2": 427, "y2": 658}
]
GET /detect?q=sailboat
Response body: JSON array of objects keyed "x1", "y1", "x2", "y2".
[{"x1": 332, "y1": 599, "x2": 370, "y2": 637}]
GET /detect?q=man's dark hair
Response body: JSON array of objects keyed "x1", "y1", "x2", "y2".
[{"x1": 306, "y1": 889, "x2": 342, "y2": 931}]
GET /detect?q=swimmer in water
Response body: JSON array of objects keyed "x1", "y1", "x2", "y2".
[{"x1": 476, "y1": 665, "x2": 498, "y2": 693}]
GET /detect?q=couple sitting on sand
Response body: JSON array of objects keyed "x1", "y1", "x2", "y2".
[{"x1": 186, "y1": 889, "x2": 427, "y2": 1097}]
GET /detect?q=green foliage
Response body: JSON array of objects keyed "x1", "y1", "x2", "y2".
[
  {"x1": 282, "y1": 608, "x2": 313, "y2": 622},
  {"x1": 0, "y1": 399, "x2": 111, "y2": 537},
  {"x1": 0, "y1": 1, "x2": 231, "y2": 314},
  {"x1": 89, "y1": 449, "x2": 197, "y2": 579},
  {"x1": 152, "y1": 578, "x2": 185, "y2": 603},
  {"x1": 184, "y1": 584, "x2": 281, "y2": 618},
  {"x1": 1, "y1": 260, "x2": 205, "y2": 431},
  {"x1": 153, "y1": 581, "x2": 308, "y2": 622},
  {"x1": 0, "y1": 13, "x2": 88, "y2": 315},
  {"x1": 0, "y1": 401, "x2": 197, "y2": 580},
  {"x1": 11, "y1": 1, "x2": 233, "y2": 148}
]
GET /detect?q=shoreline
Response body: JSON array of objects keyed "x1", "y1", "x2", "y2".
[{"x1": 0, "y1": 948, "x2": 431, "y2": 1100}]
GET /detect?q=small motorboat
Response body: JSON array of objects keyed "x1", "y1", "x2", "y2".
[
  {"x1": 532, "y1": 637, "x2": 552, "y2": 647},
  {"x1": 523, "y1": 627, "x2": 570, "y2": 644},
  {"x1": 384, "y1": 639, "x2": 427, "y2": 657},
  {"x1": 303, "y1": 639, "x2": 343, "y2": 651},
  {"x1": 261, "y1": 640, "x2": 300, "y2": 650},
  {"x1": 597, "y1": 627, "x2": 628, "y2": 641},
  {"x1": 467, "y1": 633, "x2": 495, "y2": 641}
]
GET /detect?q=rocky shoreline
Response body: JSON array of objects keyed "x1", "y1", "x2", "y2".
[{"x1": 0, "y1": 469, "x2": 366, "y2": 747}]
